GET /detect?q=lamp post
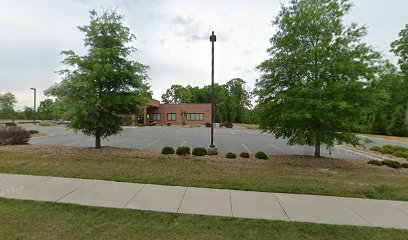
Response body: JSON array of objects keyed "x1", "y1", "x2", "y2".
[
  {"x1": 210, "y1": 31, "x2": 216, "y2": 148},
  {"x1": 30, "y1": 88, "x2": 36, "y2": 124}
]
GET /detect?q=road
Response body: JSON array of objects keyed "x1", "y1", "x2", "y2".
[{"x1": 25, "y1": 125, "x2": 408, "y2": 161}]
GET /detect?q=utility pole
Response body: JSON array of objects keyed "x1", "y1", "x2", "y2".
[
  {"x1": 210, "y1": 31, "x2": 216, "y2": 149},
  {"x1": 30, "y1": 88, "x2": 36, "y2": 125}
]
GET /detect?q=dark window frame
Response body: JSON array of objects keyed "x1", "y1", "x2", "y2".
[
  {"x1": 167, "y1": 113, "x2": 176, "y2": 121},
  {"x1": 186, "y1": 113, "x2": 204, "y2": 121},
  {"x1": 151, "y1": 113, "x2": 161, "y2": 121}
]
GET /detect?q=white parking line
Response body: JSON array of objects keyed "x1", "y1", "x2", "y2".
[
  {"x1": 141, "y1": 139, "x2": 160, "y2": 149},
  {"x1": 335, "y1": 146, "x2": 383, "y2": 160},
  {"x1": 110, "y1": 138, "x2": 131, "y2": 145},
  {"x1": 241, "y1": 143, "x2": 251, "y2": 153},
  {"x1": 180, "y1": 140, "x2": 188, "y2": 147},
  {"x1": 269, "y1": 143, "x2": 288, "y2": 154}
]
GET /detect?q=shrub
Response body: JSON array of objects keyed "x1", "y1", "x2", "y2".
[
  {"x1": 367, "y1": 160, "x2": 383, "y2": 166},
  {"x1": 392, "y1": 151, "x2": 408, "y2": 159},
  {"x1": 5, "y1": 122, "x2": 17, "y2": 127},
  {"x1": 381, "y1": 160, "x2": 402, "y2": 169},
  {"x1": 167, "y1": 123, "x2": 172, "y2": 126},
  {"x1": 226, "y1": 152, "x2": 237, "y2": 159},
  {"x1": 239, "y1": 152, "x2": 250, "y2": 158},
  {"x1": 220, "y1": 121, "x2": 233, "y2": 128},
  {"x1": 28, "y1": 129, "x2": 39, "y2": 135},
  {"x1": 205, "y1": 122, "x2": 212, "y2": 128},
  {"x1": 370, "y1": 146, "x2": 382, "y2": 152},
  {"x1": 207, "y1": 148, "x2": 218, "y2": 155},
  {"x1": 192, "y1": 147, "x2": 208, "y2": 156},
  {"x1": 0, "y1": 126, "x2": 31, "y2": 145},
  {"x1": 255, "y1": 151, "x2": 268, "y2": 160},
  {"x1": 176, "y1": 146, "x2": 190, "y2": 156},
  {"x1": 161, "y1": 146, "x2": 175, "y2": 155},
  {"x1": 402, "y1": 163, "x2": 408, "y2": 169}
]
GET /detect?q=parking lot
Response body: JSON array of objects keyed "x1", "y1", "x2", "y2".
[{"x1": 24, "y1": 125, "x2": 402, "y2": 161}]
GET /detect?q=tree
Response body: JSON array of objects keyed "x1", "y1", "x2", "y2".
[
  {"x1": 256, "y1": 0, "x2": 380, "y2": 157},
  {"x1": 22, "y1": 107, "x2": 34, "y2": 120},
  {"x1": 161, "y1": 84, "x2": 192, "y2": 104},
  {"x1": 224, "y1": 78, "x2": 252, "y2": 123},
  {"x1": 37, "y1": 99, "x2": 55, "y2": 120},
  {"x1": 0, "y1": 92, "x2": 17, "y2": 120},
  {"x1": 47, "y1": 10, "x2": 150, "y2": 149},
  {"x1": 391, "y1": 24, "x2": 408, "y2": 125}
]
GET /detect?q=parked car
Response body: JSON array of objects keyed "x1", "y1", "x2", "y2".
[{"x1": 52, "y1": 119, "x2": 68, "y2": 125}]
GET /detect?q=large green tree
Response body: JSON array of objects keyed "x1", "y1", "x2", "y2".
[
  {"x1": 256, "y1": 0, "x2": 380, "y2": 157},
  {"x1": 37, "y1": 99, "x2": 55, "y2": 120},
  {"x1": 0, "y1": 92, "x2": 17, "y2": 120},
  {"x1": 160, "y1": 79, "x2": 252, "y2": 123},
  {"x1": 47, "y1": 10, "x2": 150, "y2": 149},
  {"x1": 391, "y1": 24, "x2": 408, "y2": 125}
]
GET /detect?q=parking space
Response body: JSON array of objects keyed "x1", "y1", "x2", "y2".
[{"x1": 26, "y1": 125, "x2": 392, "y2": 160}]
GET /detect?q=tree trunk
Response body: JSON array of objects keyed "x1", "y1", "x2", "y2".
[
  {"x1": 314, "y1": 143, "x2": 321, "y2": 158},
  {"x1": 95, "y1": 128, "x2": 101, "y2": 149}
]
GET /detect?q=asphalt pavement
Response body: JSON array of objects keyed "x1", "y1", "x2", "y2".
[{"x1": 24, "y1": 124, "x2": 407, "y2": 161}]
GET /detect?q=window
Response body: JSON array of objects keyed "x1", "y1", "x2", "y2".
[
  {"x1": 151, "y1": 113, "x2": 161, "y2": 121},
  {"x1": 167, "y1": 113, "x2": 176, "y2": 121},
  {"x1": 186, "y1": 113, "x2": 204, "y2": 121}
]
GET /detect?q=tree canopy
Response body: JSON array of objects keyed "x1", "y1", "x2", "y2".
[
  {"x1": 46, "y1": 9, "x2": 150, "y2": 148},
  {"x1": 0, "y1": 92, "x2": 17, "y2": 120},
  {"x1": 160, "y1": 78, "x2": 252, "y2": 123},
  {"x1": 255, "y1": 0, "x2": 380, "y2": 157}
]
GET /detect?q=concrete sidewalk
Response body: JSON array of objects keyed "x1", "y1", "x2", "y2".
[{"x1": 0, "y1": 173, "x2": 407, "y2": 230}]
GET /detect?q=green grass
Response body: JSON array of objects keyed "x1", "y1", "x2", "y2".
[
  {"x1": 370, "y1": 145, "x2": 408, "y2": 160},
  {"x1": 0, "y1": 198, "x2": 406, "y2": 240},
  {"x1": 0, "y1": 146, "x2": 408, "y2": 201},
  {"x1": 236, "y1": 123, "x2": 260, "y2": 129}
]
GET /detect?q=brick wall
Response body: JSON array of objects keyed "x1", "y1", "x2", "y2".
[{"x1": 148, "y1": 103, "x2": 211, "y2": 125}]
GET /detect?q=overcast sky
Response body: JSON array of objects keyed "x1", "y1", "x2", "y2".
[{"x1": 1, "y1": 0, "x2": 408, "y2": 110}]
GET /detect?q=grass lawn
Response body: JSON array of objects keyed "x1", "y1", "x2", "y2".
[
  {"x1": 1, "y1": 145, "x2": 408, "y2": 201},
  {"x1": 0, "y1": 198, "x2": 406, "y2": 240},
  {"x1": 235, "y1": 123, "x2": 260, "y2": 129}
]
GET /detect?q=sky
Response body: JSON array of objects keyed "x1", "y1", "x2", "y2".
[{"x1": 0, "y1": 0, "x2": 407, "y2": 110}]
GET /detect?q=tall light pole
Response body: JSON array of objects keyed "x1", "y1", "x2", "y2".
[
  {"x1": 30, "y1": 88, "x2": 36, "y2": 124},
  {"x1": 210, "y1": 31, "x2": 216, "y2": 148}
]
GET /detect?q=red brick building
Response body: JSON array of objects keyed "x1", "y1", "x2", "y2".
[{"x1": 140, "y1": 99, "x2": 211, "y2": 125}]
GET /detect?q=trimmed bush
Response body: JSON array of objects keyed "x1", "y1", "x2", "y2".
[
  {"x1": 402, "y1": 163, "x2": 408, "y2": 169},
  {"x1": 167, "y1": 123, "x2": 172, "y2": 126},
  {"x1": 367, "y1": 160, "x2": 383, "y2": 166},
  {"x1": 161, "y1": 146, "x2": 175, "y2": 155},
  {"x1": 205, "y1": 122, "x2": 212, "y2": 128},
  {"x1": 255, "y1": 151, "x2": 268, "y2": 160},
  {"x1": 0, "y1": 126, "x2": 31, "y2": 145},
  {"x1": 176, "y1": 146, "x2": 190, "y2": 156},
  {"x1": 226, "y1": 152, "x2": 237, "y2": 159},
  {"x1": 370, "y1": 146, "x2": 382, "y2": 152},
  {"x1": 28, "y1": 129, "x2": 39, "y2": 135},
  {"x1": 393, "y1": 151, "x2": 408, "y2": 159},
  {"x1": 220, "y1": 121, "x2": 233, "y2": 128},
  {"x1": 208, "y1": 149, "x2": 218, "y2": 155},
  {"x1": 381, "y1": 160, "x2": 402, "y2": 169},
  {"x1": 239, "y1": 152, "x2": 250, "y2": 158},
  {"x1": 192, "y1": 147, "x2": 208, "y2": 156}
]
